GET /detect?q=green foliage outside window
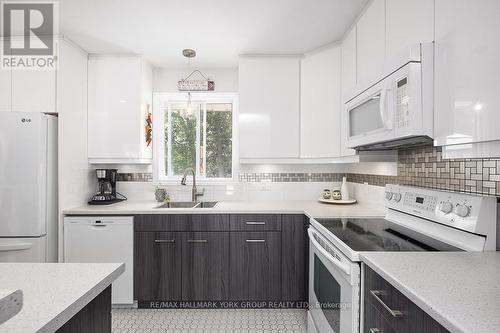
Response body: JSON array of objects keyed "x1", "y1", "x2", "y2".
[{"x1": 163, "y1": 101, "x2": 232, "y2": 179}]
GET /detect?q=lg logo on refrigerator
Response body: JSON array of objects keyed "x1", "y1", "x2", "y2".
[{"x1": 21, "y1": 118, "x2": 32, "y2": 123}]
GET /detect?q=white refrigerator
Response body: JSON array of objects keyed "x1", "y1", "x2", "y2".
[{"x1": 0, "y1": 112, "x2": 58, "y2": 262}]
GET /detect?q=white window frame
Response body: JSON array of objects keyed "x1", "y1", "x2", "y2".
[{"x1": 153, "y1": 92, "x2": 239, "y2": 185}]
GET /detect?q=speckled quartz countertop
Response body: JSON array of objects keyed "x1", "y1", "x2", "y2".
[
  {"x1": 63, "y1": 200, "x2": 385, "y2": 218},
  {"x1": 360, "y1": 252, "x2": 500, "y2": 333},
  {"x1": 0, "y1": 289, "x2": 22, "y2": 325},
  {"x1": 0, "y1": 263, "x2": 124, "y2": 333}
]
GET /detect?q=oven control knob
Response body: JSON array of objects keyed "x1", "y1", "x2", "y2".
[
  {"x1": 392, "y1": 193, "x2": 402, "y2": 202},
  {"x1": 439, "y1": 201, "x2": 453, "y2": 214},
  {"x1": 455, "y1": 204, "x2": 470, "y2": 217},
  {"x1": 385, "y1": 192, "x2": 393, "y2": 200}
]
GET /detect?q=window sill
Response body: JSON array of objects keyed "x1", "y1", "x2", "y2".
[{"x1": 154, "y1": 179, "x2": 239, "y2": 186}]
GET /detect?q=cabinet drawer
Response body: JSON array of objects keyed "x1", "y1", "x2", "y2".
[
  {"x1": 134, "y1": 214, "x2": 229, "y2": 232},
  {"x1": 364, "y1": 301, "x2": 396, "y2": 333},
  {"x1": 229, "y1": 214, "x2": 281, "y2": 231},
  {"x1": 364, "y1": 265, "x2": 450, "y2": 333},
  {"x1": 364, "y1": 265, "x2": 410, "y2": 332}
]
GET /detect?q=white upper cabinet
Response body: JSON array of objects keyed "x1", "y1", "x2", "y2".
[
  {"x1": 356, "y1": 0, "x2": 386, "y2": 88},
  {"x1": 0, "y1": 66, "x2": 10, "y2": 112},
  {"x1": 0, "y1": 37, "x2": 56, "y2": 113},
  {"x1": 300, "y1": 46, "x2": 341, "y2": 158},
  {"x1": 341, "y1": 25, "x2": 357, "y2": 102},
  {"x1": 385, "y1": 0, "x2": 434, "y2": 58},
  {"x1": 11, "y1": 66, "x2": 56, "y2": 113},
  {"x1": 238, "y1": 56, "x2": 300, "y2": 159},
  {"x1": 88, "y1": 56, "x2": 152, "y2": 163},
  {"x1": 434, "y1": 0, "x2": 500, "y2": 148}
]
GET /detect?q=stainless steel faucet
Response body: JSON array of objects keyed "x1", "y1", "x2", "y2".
[{"x1": 181, "y1": 168, "x2": 204, "y2": 202}]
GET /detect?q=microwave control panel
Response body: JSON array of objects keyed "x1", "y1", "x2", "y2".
[{"x1": 396, "y1": 77, "x2": 409, "y2": 129}]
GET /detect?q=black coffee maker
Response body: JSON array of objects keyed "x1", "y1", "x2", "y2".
[{"x1": 88, "y1": 169, "x2": 126, "y2": 205}]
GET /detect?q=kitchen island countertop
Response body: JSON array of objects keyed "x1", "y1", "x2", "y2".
[
  {"x1": 0, "y1": 263, "x2": 124, "y2": 333},
  {"x1": 360, "y1": 252, "x2": 500, "y2": 333}
]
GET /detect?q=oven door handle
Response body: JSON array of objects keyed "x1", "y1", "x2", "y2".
[{"x1": 308, "y1": 228, "x2": 351, "y2": 275}]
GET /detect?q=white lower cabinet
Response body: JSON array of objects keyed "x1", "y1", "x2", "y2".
[{"x1": 88, "y1": 55, "x2": 152, "y2": 163}]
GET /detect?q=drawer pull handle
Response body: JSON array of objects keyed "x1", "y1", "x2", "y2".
[
  {"x1": 370, "y1": 290, "x2": 404, "y2": 318},
  {"x1": 246, "y1": 239, "x2": 266, "y2": 243},
  {"x1": 246, "y1": 221, "x2": 266, "y2": 225},
  {"x1": 154, "y1": 239, "x2": 175, "y2": 243},
  {"x1": 370, "y1": 329, "x2": 381, "y2": 333},
  {"x1": 187, "y1": 239, "x2": 208, "y2": 243}
]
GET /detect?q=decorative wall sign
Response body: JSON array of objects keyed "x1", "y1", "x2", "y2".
[
  {"x1": 178, "y1": 69, "x2": 215, "y2": 91},
  {"x1": 145, "y1": 104, "x2": 152, "y2": 146}
]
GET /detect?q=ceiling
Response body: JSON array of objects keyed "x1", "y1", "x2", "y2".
[{"x1": 59, "y1": 0, "x2": 368, "y2": 68}]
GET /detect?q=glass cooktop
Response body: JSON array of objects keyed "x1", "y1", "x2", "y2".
[{"x1": 314, "y1": 218, "x2": 462, "y2": 252}]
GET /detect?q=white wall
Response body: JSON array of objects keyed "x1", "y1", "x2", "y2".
[
  {"x1": 58, "y1": 39, "x2": 93, "y2": 261},
  {"x1": 153, "y1": 67, "x2": 238, "y2": 92}
]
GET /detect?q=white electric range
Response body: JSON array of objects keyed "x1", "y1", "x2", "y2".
[{"x1": 307, "y1": 184, "x2": 497, "y2": 333}]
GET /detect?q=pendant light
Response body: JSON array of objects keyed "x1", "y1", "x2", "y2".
[{"x1": 183, "y1": 49, "x2": 196, "y2": 116}]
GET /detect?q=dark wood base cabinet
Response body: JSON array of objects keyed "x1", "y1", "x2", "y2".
[
  {"x1": 134, "y1": 214, "x2": 309, "y2": 306},
  {"x1": 56, "y1": 286, "x2": 112, "y2": 333},
  {"x1": 229, "y1": 231, "x2": 281, "y2": 300},
  {"x1": 363, "y1": 265, "x2": 449, "y2": 333}
]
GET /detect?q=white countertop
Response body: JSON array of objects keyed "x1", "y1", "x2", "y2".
[
  {"x1": 360, "y1": 252, "x2": 500, "y2": 333},
  {"x1": 0, "y1": 290, "x2": 22, "y2": 326},
  {"x1": 63, "y1": 200, "x2": 385, "y2": 218},
  {"x1": 0, "y1": 263, "x2": 124, "y2": 333}
]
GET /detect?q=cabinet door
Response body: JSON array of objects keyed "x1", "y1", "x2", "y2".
[
  {"x1": 134, "y1": 232, "x2": 181, "y2": 301},
  {"x1": 11, "y1": 66, "x2": 56, "y2": 113},
  {"x1": 357, "y1": 0, "x2": 386, "y2": 87},
  {"x1": 229, "y1": 232, "x2": 281, "y2": 300},
  {"x1": 0, "y1": 50, "x2": 11, "y2": 112},
  {"x1": 88, "y1": 56, "x2": 143, "y2": 160},
  {"x1": 239, "y1": 56, "x2": 300, "y2": 159},
  {"x1": 300, "y1": 46, "x2": 341, "y2": 158},
  {"x1": 341, "y1": 25, "x2": 357, "y2": 102},
  {"x1": 386, "y1": 0, "x2": 434, "y2": 58},
  {"x1": 434, "y1": 0, "x2": 500, "y2": 146},
  {"x1": 281, "y1": 215, "x2": 308, "y2": 301},
  {"x1": 181, "y1": 232, "x2": 229, "y2": 300}
]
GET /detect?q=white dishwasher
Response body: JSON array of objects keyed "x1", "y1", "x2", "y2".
[{"x1": 64, "y1": 216, "x2": 133, "y2": 305}]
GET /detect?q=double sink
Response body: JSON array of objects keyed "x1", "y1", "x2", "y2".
[{"x1": 155, "y1": 201, "x2": 218, "y2": 209}]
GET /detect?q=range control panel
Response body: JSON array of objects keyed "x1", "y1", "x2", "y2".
[{"x1": 384, "y1": 184, "x2": 496, "y2": 235}]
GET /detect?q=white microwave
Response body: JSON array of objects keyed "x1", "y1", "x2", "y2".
[{"x1": 345, "y1": 43, "x2": 434, "y2": 150}]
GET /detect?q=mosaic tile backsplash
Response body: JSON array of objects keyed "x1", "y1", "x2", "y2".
[
  {"x1": 116, "y1": 145, "x2": 500, "y2": 196},
  {"x1": 397, "y1": 145, "x2": 500, "y2": 195}
]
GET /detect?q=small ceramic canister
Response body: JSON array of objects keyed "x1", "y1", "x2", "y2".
[
  {"x1": 322, "y1": 189, "x2": 331, "y2": 199},
  {"x1": 332, "y1": 189, "x2": 342, "y2": 200}
]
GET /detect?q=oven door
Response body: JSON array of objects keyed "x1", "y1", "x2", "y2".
[{"x1": 308, "y1": 227, "x2": 360, "y2": 333}]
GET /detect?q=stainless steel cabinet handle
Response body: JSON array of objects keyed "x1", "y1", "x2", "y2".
[
  {"x1": 154, "y1": 239, "x2": 175, "y2": 243},
  {"x1": 246, "y1": 239, "x2": 266, "y2": 243},
  {"x1": 245, "y1": 221, "x2": 266, "y2": 225},
  {"x1": 369, "y1": 329, "x2": 381, "y2": 333},
  {"x1": 187, "y1": 239, "x2": 208, "y2": 243},
  {"x1": 370, "y1": 290, "x2": 404, "y2": 318}
]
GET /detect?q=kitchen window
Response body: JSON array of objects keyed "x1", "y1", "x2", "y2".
[{"x1": 153, "y1": 93, "x2": 238, "y2": 183}]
